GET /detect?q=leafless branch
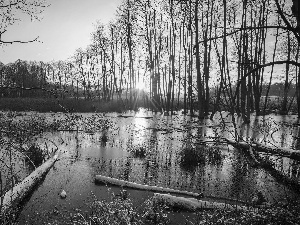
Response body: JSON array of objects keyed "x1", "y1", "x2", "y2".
[
  {"x1": 0, "y1": 1, "x2": 20, "y2": 8},
  {"x1": 274, "y1": 0, "x2": 300, "y2": 42},
  {"x1": 198, "y1": 25, "x2": 297, "y2": 44},
  {"x1": 0, "y1": 36, "x2": 40, "y2": 44},
  {"x1": 235, "y1": 60, "x2": 300, "y2": 95}
]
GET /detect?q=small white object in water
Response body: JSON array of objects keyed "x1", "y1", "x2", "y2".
[
  {"x1": 251, "y1": 195, "x2": 258, "y2": 204},
  {"x1": 60, "y1": 190, "x2": 67, "y2": 199},
  {"x1": 54, "y1": 155, "x2": 58, "y2": 160}
]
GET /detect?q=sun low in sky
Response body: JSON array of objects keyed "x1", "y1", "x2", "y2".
[{"x1": 0, "y1": 0, "x2": 121, "y2": 64}]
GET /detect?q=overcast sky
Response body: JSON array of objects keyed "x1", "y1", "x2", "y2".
[{"x1": 0, "y1": 0, "x2": 121, "y2": 64}]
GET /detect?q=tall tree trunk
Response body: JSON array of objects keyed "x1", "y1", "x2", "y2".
[
  {"x1": 281, "y1": 30, "x2": 291, "y2": 114},
  {"x1": 194, "y1": 0, "x2": 203, "y2": 119}
]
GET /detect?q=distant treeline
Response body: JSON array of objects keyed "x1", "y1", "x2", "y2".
[
  {"x1": 0, "y1": 60, "x2": 49, "y2": 98},
  {"x1": 261, "y1": 83, "x2": 296, "y2": 97},
  {"x1": 0, "y1": 60, "x2": 295, "y2": 99},
  {"x1": 1, "y1": 0, "x2": 300, "y2": 119},
  {"x1": 0, "y1": 60, "x2": 83, "y2": 99}
]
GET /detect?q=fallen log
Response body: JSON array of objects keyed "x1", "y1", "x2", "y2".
[
  {"x1": 94, "y1": 175, "x2": 203, "y2": 198},
  {"x1": 225, "y1": 139, "x2": 249, "y2": 150},
  {"x1": 225, "y1": 139, "x2": 300, "y2": 161},
  {"x1": 225, "y1": 139, "x2": 259, "y2": 166},
  {"x1": 1, "y1": 154, "x2": 58, "y2": 217},
  {"x1": 254, "y1": 143, "x2": 300, "y2": 161},
  {"x1": 152, "y1": 193, "x2": 252, "y2": 211},
  {"x1": 225, "y1": 139, "x2": 300, "y2": 191},
  {"x1": 255, "y1": 153, "x2": 300, "y2": 192},
  {"x1": 248, "y1": 146, "x2": 260, "y2": 166}
]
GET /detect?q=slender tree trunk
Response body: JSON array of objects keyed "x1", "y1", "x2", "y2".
[
  {"x1": 281, "y1": 30, "x2": 291, "y2": 114},
  {"x1": 195, "y1": 0, "x2": 203, "y2": 119}
]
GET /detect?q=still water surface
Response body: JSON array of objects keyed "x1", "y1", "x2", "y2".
[{"x1": 13, "y1": 109, "x2": 300, "y2": 224}]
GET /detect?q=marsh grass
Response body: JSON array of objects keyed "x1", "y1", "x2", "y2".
[
  {"x1": 0, "y1": 207, "x2": 20, "y2": 225},
  {"x1": 130, "y1": 145, "x2": 147, "y2": 158},
  {"x1": 206, "y1": 146, "x2": 224, "y2": 166},
  {"x1": 179, "y1": 145, "x2": 224, "y2": 171},
  {"x1": 59, "y1": 192, "x2": 300, "y2": 225},
  {"x1": 69, "y1": 190, "x2": 169, "y2": 225},
  {"x1": 179, "y1": 146, "x2": 206, "y2": 171},
  {"x1": 2, "y1": 194, "x2": 300, "y2": 225},
  {"x1": 192, "y1": 199, "x2": 300, "y2": 225},
  {"x1": 0, "y1": 111, "x2": 52, "y2": 140}
]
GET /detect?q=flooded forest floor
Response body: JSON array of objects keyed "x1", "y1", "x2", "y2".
[{"x1": 1, "y1": 109, "x2": 300, "y2": 224}]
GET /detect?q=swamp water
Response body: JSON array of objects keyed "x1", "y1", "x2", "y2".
[{"x1": 2, "y1": 109, "x2": 300, "y2": 224}]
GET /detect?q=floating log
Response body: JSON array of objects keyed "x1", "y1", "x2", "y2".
[
  {"x1": 1, "y1": 155, "x2": 58, "y2": 217},
  {"x1": 94, "y1": 175, "x2": 203, "y2": 198},
  {"x1": 152, "y1": 193, "x2": 252, "y2": 211}
]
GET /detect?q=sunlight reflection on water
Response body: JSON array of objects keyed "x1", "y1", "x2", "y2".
[{"x1": 131, "y1": 108, "x2": 149, "y2": 146}]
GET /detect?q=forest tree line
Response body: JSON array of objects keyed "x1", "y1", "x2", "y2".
[{"x1": 1, "y1": 0, "x2": 300, "y2": 121}]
